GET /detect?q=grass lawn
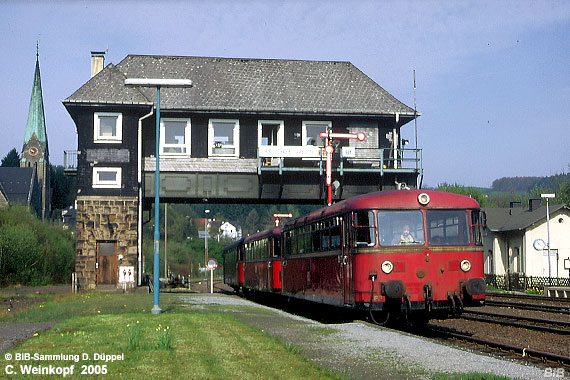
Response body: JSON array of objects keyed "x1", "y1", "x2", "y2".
[
  {"x1": 1, "y1": 292, "x2": 344, "y2": 380},
  {"x1": 0, "y1": 291, "x2": 520, "y2": 380}
]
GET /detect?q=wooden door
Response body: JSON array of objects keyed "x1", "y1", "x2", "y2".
[{"x1": 97, "y1": 242, "x2": 117, "y2": 285}]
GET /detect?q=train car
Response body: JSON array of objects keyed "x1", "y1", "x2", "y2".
[
  {"x1": 242, "y1": 227, "x2": 283, "y2": 293},
  {"x1": 280, "y1": 190, "x2": 486, "y2": 323},
  {"x1": 222, "y1": 238, "x2": 244, "y2": 292}
]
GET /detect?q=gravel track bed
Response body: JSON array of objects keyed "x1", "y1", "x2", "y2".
[
  {"x1": 180, "y1": 294, "x2": 558, "y2": 380},
  {"x1": 431, "y1": 305, "x2": 570, "y2": 357}
]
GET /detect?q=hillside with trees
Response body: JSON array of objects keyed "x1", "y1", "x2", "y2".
[{"x1": 142, "y1": 203, "x2": 320, "y2": 279}]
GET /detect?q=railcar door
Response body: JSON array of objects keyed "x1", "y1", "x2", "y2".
[
  {"x1": 269, "y1": 236, "x2": 282, "y2": 291},
  {"x1": 342, "y1": 218, "x2": 353, "y2": 306}
]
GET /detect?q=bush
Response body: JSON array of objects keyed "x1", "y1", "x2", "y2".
[{"x1": 0, "y1": 205, "x2": 74, "y2": 286}]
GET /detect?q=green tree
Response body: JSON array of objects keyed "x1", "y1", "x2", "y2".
[
  {"x1": 0, "y1": 205, "x2": 74, "y2": 285},
  {"x1": 437, "y1": 183, "x2": 489, "y2": 207},
  {"x1": 529, "y1": 173, "x2": 570, "y2": 205},
  {"x1": 1, "y1": 148, "x2": 20, "y2": 167},
  {"x1": 50, "y1": 164, "x2": 76, "y2": 210},
  {"x1": 244, "y1": 209, "x2": 260, "y2": 236}
]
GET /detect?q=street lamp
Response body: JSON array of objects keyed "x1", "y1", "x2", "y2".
[
  {"x1": 541, "y1": 193, "x2": 555, "y2": 281},
  {"x1": 125, "y1": 78, "x2": 193, "y2": 314},
  {"x1": 204, "y1": 209, "x2": 210, "y2": 280}
]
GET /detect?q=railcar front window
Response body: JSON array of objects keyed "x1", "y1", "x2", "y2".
[
  {"x1": 378, "y1": 211, "x2": 424, "y2": 246},
  {"x1": 352, "y1": 211, "x2": 376, "y2": 247},
  {"x1": 427, "y1": 210, "x2": 470, "y2": 245}
]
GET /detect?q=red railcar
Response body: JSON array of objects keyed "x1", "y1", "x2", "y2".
[
  {"x1": 242, "y1": 227, "x2": 282, "y2": 293},
  {"x1": 224, "y1": 190, "x2": 486, "y2": 322},
  {"x1": 222, "y1": 238, "x2": 244, "y2": 291}
]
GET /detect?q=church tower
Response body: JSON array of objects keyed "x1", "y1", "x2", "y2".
[{"x1": 21, "y1": 46, "x2": 50, "y2": 220}]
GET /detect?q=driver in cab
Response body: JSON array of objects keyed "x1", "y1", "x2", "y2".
[{"x1": 393, "y1": 224, "x2": 415, "y2": 245}]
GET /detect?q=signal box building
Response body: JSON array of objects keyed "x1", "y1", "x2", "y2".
[{"x1": 63, "y1": 53, "x2": 421, "y2": 289}]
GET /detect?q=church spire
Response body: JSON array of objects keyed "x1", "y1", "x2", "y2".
[{"x1": 24, "y1": 43, "x2": 48, "y2": 155}]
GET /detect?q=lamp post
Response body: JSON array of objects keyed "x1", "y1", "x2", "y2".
[
  {"x1": 204, "y1": 209, "x2": 210, "y2": 275},
  {"x1": 125, "y1": 78, "x2": 192, "y2": 314},
  {"x1": 541, "y1": 193, "x2": 555, "y2": 282}
]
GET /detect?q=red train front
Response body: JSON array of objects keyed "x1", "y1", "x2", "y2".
[
  {"x1": 347, "y1": 190, "x2": 486, "y2": 322},
  {"x1": 224, "y1": 190, "x2": 486, "y2": 323}
]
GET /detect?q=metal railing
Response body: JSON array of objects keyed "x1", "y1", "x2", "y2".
[
  {"x1": 257, "y1": 146, "x2": 422, "y2": 176},
  {"x1": 485, "y1": 273, "x2": 570, "y2": 292},
  {"x1": 63, "y1": 150, "x2": 77, "y2": 172}
]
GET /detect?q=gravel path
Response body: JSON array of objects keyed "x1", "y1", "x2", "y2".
[
  {"x1": 179, "y1": 294, "x2": 566, "y2": 380},
  {"x1": 0, "y1": 286, "x2": 67, "y2": 353},
  {"x1": 0, "y1": 322, "x2": 57, "y2": 353}
]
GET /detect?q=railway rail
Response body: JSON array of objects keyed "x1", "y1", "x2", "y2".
[
  {"x1": 460, "y1": 309, "x2": 570, "y2": 335},
  {"x1": 486, "y1": 291, "x2": 570, "y2": 304},
  {"x1": 484, "y1": 299, "x2": 570, "y2": 314},
  {"x1": 427, "y1": 325, "x2": 570, "y2": 368}
]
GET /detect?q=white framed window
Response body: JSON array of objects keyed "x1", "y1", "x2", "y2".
[
  {"x1": 302, "y1": 121, "x2": 331, "y2": 146},
  {"x1": 208, "y1": 119, "x2": 239, "y2": 157},
  {"x1": 160, "y1": 118, "x2": 191, "y2": 155},
  {"x1": 258, "y1": 120, "x2": 284, "y2": 147},
  {"x1": 94, "y1": 112, "x2": 122, "y2": 143},
  {"x1": 93, "y1": 167, "x2": 122, "y2": 188}
]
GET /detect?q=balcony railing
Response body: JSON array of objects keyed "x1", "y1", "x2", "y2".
[
  {"x1": 257, "y1": 146, "x2": 422, "y2": 177},
  {"x1": 63, "y1": 150, "x2": 77, "y2": 174}
]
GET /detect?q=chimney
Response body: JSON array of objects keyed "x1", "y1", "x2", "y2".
[
  {"x1": 528, "y1": 198, "x2": 542, "y2": 212},
  {"x1": 91, "y1": 51, "x2": 106, "y2": 78},
  {"x1": 509, "y1": 201, "x2": 521, "y2": 208}
]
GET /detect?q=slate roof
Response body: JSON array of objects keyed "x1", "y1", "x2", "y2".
[
  {"x1": 64, "y1": 55, "x2": 416, "y2": 118},
  {"x1": 0, "y1": 167, "x2": 35, "y2": 205},
  {"x1": 484, "y1": 204, "x2": 568, "y2": 232}
]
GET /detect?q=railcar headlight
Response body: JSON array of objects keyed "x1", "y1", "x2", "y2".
[
  {"x1": 418, "y1": 193, "x2": 430, "y2": 206},
  {"x1": 381, "y1": 261, "x2": 394, "y2": 274},
  {"x1": 460, "y1": 259, "x2": 472, "y2": 272}
]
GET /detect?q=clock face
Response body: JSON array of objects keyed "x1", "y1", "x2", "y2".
[
  {"x1": 533, "y1": 238, "x2": 546, "y2": 251},
  {"x1": 28, "y1": 147, "x2": 38, "y2": 156}
]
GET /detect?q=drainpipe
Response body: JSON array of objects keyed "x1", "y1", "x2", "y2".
[{"x1": 137, "y1": 108, "x2": 154, "y2": 286}]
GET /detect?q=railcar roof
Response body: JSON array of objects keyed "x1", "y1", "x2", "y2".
[
  {"x1": 223, "y1": 238, "x2": 244, "y2": 251},
  {"x1": 244, "y1": 226, "x2": 281, "y2": 243},
  {"x1": 285, "y1": 190, "x2": 480, "y2": 228}
]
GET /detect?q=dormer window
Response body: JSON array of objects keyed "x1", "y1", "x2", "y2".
[
  {"x1": 94, "y1": 112, "x2": 122, "y2": 143},
  {"x1": 160, "y1": 118, "x2": 191, "y2": 155}
]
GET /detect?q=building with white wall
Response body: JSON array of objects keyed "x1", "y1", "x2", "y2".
[{"x1": 483, "y1": 200, "x2": 570, "y2": 278}]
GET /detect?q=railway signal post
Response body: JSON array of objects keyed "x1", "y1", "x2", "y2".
[
  {"x1": 319, "y1": 131, "x2": 366, "y2": 206},
  {"x1": 273, "y1": 213, "x2": 293, "y2": 226}
]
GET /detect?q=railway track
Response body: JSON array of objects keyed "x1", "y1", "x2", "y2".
[
  {"x1": 428, "y1": 325, "x2": 570, "y2": 368},
  {"x1": 486, "y1": 291, "x2": 570, "y2": 304},
  {"x1": 460, "y1": 309, "x2": 570, "y2": 335},
  {"x1": 484, "y1": 299, "x2": 570, "y2": 314}
]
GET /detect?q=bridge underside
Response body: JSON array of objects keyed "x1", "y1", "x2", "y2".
[{"x1": 142, "y1": 170, "x2": 420, "y2": 209}]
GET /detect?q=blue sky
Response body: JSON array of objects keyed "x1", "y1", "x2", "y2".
[{"x1": 1, "y1": 0, "x2": 568, "y2": 188}]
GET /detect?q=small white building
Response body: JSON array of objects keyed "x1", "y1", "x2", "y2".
[
  {"x1": 483, "y1": 200, "x2": 570, "y2": 278},
  {"x1": 219, "y1": 221, "x2": 242, "y2": 240}
]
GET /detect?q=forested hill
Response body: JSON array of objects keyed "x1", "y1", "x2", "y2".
[{"x1": 491, "y1": 174, "x2": 569, "y2": 192}]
